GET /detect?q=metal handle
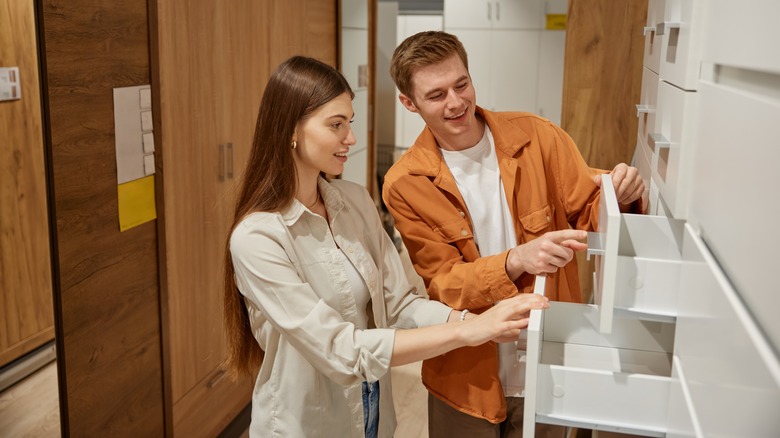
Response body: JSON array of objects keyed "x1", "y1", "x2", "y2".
[
  {"x1": 635, "y1": 104, "x2": 656, "y2": 117},
  {"x1": 207, "y1": 369, "x2": 227, "y2": 388},
  {"x1": 643, "y1": 26, "x2": 656, "y2": 36},
  {"x1": 648, "y1": 133, "x2": 671, "y2": 152},
  {"x1": 227, "y1": 142, "x2": 234, "y2": 179},
  {"x1": 218, "y1": 143, "x2": 225, "y2": 181},
  {"x1": 487, "y1": 2, "x2": 491, "y2": 20},
  {"x1": 586, "y1": 231, "x2": 605, "y2": 261},
  {"x1": 655, "y1": 21, "x2": 680, "y2": 36}
]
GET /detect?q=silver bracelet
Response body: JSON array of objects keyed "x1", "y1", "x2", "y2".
[{"x1": 460, "y1": 309, "x2": 470, "y2": 321}]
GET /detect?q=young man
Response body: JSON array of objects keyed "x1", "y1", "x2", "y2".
[{"x1": 382, "y1": 31, "x2": 644, "y2": 437}]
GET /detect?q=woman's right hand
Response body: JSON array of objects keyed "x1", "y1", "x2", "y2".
[{"x1": 460, "y1": 294, "x2": 549, "y2": 347}]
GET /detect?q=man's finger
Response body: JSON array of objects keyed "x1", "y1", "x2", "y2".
[{"x1": 546, "y1": 229, "x2": 587, "y2": 243}]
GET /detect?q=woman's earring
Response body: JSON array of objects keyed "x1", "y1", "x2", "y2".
[{"x1": 291, "y1": 140, "x2": 297, "y2": 149}]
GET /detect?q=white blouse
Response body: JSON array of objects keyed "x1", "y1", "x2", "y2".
[{"x1": 230, "y1": 177, "x2": 451, "y2": 438}]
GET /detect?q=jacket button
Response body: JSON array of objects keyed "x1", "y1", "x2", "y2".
[
  {"x1": 546, "y1": 215, "x2": 551, "y2": 222},
  {"x1": 459, "y1": 210, "x2": 465, "y2": 218},
  {"x1": 460, "y1": 229, "x2": 468, "y2": 236}
]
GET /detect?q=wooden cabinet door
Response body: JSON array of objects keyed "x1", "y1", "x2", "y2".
[{"x1": 0, "y1": 0, "x2": 54, "y2": 367}]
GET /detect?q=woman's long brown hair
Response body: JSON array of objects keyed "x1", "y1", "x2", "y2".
[{"x1": 223, "y1": 56, "x2": 353, "y2": 378}]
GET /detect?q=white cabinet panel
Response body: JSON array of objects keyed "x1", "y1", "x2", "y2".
[
  {"x1": 341, "y1": 28, "x2": 368, "y2": 91},
  {"x1": 659, "y1": 0, "x2": 703, "y2": 90},
  {"x1": 342, "y1": 146, "x2": 368, "y2": 187},
  {"x1": 676, "y1": 225, "x2": 780, "y2": 437},
  {"x1": 341, "y1": 0, "x2": 368, "y2": 29},
  {"x1": 653, "y1": 80, "x2": 697, "y2": 220},
  {"x1": 665, "y1": 357, "x2": 699, "y2": 438},
  {"x1": 490, "y1": 30, "x2": 540, "y2": 112},
  {"x1": 537, "y1": 30, "x2": 566, "y2": 124},
  {"x1": 690, "y1": 80, "x2": 780, "y2": 353},
  {"x1": 493, "y1": 0, "x2": 544, "y2": 30},
  {"x1": 700, "y1": 0, "x2": 780, "y2": 75},
  {"x1": 443, "y1": 0, "x2": 492, "y2": 29},
  {"x1": 643, "y1": 0, "x2": 666, "y2": 73}
]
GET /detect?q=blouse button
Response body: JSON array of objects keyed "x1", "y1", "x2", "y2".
[{"x1": 460, "y1": 229, "x2": 468, "y2": 237}]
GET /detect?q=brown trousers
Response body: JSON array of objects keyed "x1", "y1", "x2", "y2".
[{"x1": 428, "y1": 394, "x2": 567, "y2": 438}]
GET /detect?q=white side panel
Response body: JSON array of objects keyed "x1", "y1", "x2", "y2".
[
  {"x1": 676, "y1": 225, "x2": 780, "y2": 437},
  {"x1": 689, "y1": 80, "x2": 780, "y2": 353}
]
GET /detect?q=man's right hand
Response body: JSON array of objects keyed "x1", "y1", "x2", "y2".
[{"x1": 505, "y1": 229, "x2": 588, "y2": 281}]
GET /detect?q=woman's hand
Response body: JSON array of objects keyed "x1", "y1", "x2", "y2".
[{"x1": 460, "y1": 294, "x2": 549, "y2": 347}]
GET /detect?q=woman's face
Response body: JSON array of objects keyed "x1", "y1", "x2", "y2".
[{"x1": 294, "y1": 92, "x2": 356, "y2": 178}]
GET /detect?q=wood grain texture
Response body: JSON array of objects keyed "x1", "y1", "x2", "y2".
[
  {"x1": 39, "y1": 0, "x2": 164, "y2": 435},
  {"x1": 561, "y1": 0, "x2": 647, "y2": 302},
  {"x1": 0, "y1": 0, "x2": 55, "y2": 367}
]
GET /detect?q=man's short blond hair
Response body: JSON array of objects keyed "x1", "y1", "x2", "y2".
[{"x1": 390, "y1": 31, "x2": 469, "y2": 100}]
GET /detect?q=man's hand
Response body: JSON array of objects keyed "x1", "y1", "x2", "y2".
[
  {"x1": 505, "y1": 229, "x2": 588, "y2": 281},
  {"x1": 595, "y1": 163, "x2": 645, "y2": 210}
]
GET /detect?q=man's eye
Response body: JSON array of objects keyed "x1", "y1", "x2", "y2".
[{"x1": 456, "y1": 82, "x2": 467, "y2": 89}]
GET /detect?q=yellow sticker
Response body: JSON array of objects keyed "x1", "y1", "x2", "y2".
[
  {"x1": 546, "y1": 14, "x2": 567, "y2": 30},
  {"x1": 118, "y1": 175, "x2": 157, "y2": 231}
]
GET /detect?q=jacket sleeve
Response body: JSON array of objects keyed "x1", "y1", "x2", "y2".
[{"x1": 382, "y1": 182, "x2": 519, "y2": 311}]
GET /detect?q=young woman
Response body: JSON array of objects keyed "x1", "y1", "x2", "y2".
[{"x1": 223, "y1": 55, "x2": 549, "y2": 438}]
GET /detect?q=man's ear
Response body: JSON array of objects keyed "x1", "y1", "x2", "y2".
[{"x1": 398, "y1": 93, "x2": 418, "y2": 113}]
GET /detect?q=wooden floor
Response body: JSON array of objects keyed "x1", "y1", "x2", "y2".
[{"x1": 0, "y1": 360, "x2": 60, "y2": 437}]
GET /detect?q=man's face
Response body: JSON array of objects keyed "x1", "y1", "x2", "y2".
[{"x1": 399, "y1": 55, "x2": 482, "y2": 151}]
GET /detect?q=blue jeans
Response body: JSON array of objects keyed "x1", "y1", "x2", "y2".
[{"x1": 362, "y1": 381, "x2": 380, "y2": 438}]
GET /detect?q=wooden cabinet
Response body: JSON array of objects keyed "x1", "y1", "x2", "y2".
[
  {"x1": 153, "y1": 1, "x2": 337, "y2": 435},
  {"x1": 0, "y1": 0, "x2": 54, "y2": 368}
]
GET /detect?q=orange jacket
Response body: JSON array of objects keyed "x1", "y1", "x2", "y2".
[{"x1": 382, "y1": 108, "x2": 606, "y2": 423}]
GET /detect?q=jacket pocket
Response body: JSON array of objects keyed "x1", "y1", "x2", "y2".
[{"x1": 519, "y1": 203, "x2": 554, "y2": 238}]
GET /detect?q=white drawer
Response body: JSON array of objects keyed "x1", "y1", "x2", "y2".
[
  {"x1": 643, "y1": 0, "x2": 666, "y2": 73},
  {"x1": 631, "y1": 137, "x2": 653, "y2": 209},
  {"x1": 589, "y1": 175, "x2": 685, "y2": 333},
  {"x1": 659, "y1": 0, "x2": 703, "y2": 90},
  {"x1": 691, "y1": 80, "x2": 780, "y2": 355},
  {"x1": 675, "y1": 225, "x2": 780, "y2": 437},
  {"x1": 700, "y1": 0, "x2": 780, "y2": 75},
  {"x1": 636, "y1": 67, "x2": 659, "y2": 159},
  {"x1": 524, "y1": 289, "x2": 676, "y2": 437},
  {"x1": 652, "y1": 80, "x2": 698, "y2": 220}
]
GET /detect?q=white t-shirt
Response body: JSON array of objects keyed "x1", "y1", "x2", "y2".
[{"x1": 441, "y1": 126, "x2": 526, "y2": 397}]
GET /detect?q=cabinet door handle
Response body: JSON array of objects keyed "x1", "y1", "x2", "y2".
[
  {"x1": 207, "y1": 369, "x2": 227, "y2": 388},
  {"x1": 218, "y1": 143, "x2": 225, "y2": 181},
  {"x1": 656, "y1": 21, "x2": 680, "y2": 36},
  {"x1": 227, "y1": 142, "x2": 234, "y2": 179},
  {"x1": 496, "y1": 2, "x2": 500, "y2": 21},
  {"x1": 636, "y1": 104, "x2": 656, "y2": 117},
  {"x1": 648, "y1": 133, "x2": 671, "y2": 152},
  {"x1": 487, "y1": 2, "x2": 491, "y2": 20},
  {"x1": 643, "y1": 26, "x2": 656, "y2": 36}
]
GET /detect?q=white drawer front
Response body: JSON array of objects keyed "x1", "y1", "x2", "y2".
[
  {"x1": 652, "y1": 80, "x2": 698, "y2": 220},
  {"x1": 637, "y1": 67, "x2": 660, "y2": 159},
  {"x1": 675, "y1": 225, "x2": 780, "y2": 437},
  {"x1": 690, "y1": 81, "x2": 780, "y2": 353},
  {"x1": 659, "y1": 0, "x2": 703, "y2": 90},
  {"x1": 700, "y1": 0, "x2": 780, "y2": 75},
  {"x1": 643, "y1": 0, "x2": 666, "y2": 73}
]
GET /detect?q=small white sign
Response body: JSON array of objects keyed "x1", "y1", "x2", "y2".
[{"x1": 0, "y1": 67, "x2": 21, "y2": 101}]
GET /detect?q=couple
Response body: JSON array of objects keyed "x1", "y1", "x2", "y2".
[{"x1": 223, "y1": 31, "x2": 644, "y2": 438}]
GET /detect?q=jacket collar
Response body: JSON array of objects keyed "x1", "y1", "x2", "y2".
[{"x1": 404, "y1": 106, "x2": 532, "y2": 178}]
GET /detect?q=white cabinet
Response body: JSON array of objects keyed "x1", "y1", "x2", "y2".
[
  {"x1": 643, "y1": 0, "x2": 666, "y2": 74},
  {"x1": 444, "y1": 0, "x2": 563, "y2": 116},
  {"x1": 658, "y1": 0, "x2": 703, "y2": 91},
  {"x1": 444, "y1": 0, "x2": 544, "y2": 30}
]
